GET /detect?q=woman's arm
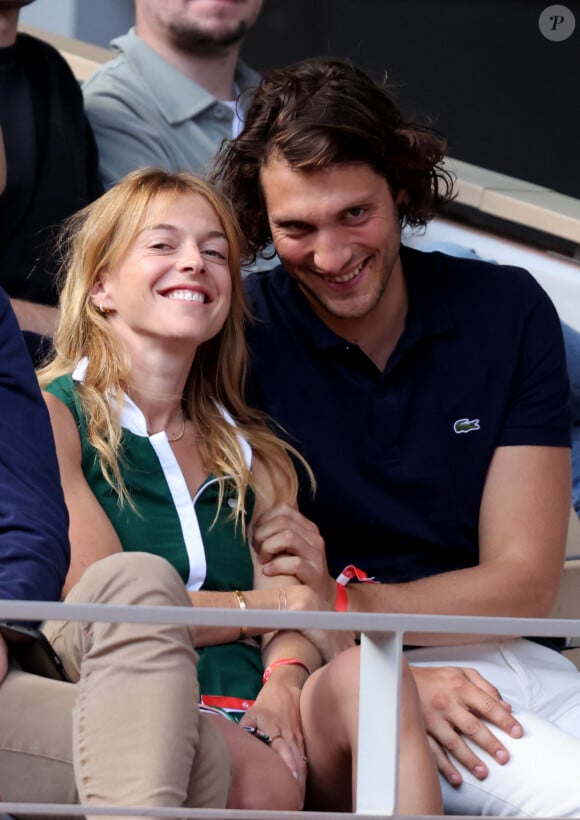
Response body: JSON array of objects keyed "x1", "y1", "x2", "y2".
[
  {"x1": 46, "y1": 394, "x2": 309, "y2": 639},
  {"x1": 238, "y1": 456, "x2": 358, "y2": 794},
  {"x1": 43, "y1": 393, "x2": 124, "y2": 595},
  {"x1": 243, "y1": 457, "x2": 320, "y2": 796},
  {"x1": 46, "y1": 397, "x2": 342, "y2": 668}
]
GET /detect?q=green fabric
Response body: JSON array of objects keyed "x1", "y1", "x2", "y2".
[{"x1": 45, "y1": 374, "x2": 261, "y2": 699}]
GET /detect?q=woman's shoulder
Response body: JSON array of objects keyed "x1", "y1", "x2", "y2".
[
  {"x1": 43, "y1": 373, "x2": 86, "y2": 430},
  {"x1": 43, "y1": 373, "x2": 76, "y2": 404}
]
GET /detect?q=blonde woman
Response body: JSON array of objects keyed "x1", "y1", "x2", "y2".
[{"x1": 40, "y1": 167, "x2": 442, "y2": 814}]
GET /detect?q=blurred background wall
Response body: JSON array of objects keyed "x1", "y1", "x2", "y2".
[{"x1": 20, "y1": 0, "x2": 580, "y2": 198}]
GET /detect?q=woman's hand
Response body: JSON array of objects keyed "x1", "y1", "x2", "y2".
[
  {"x1": 240, "y1": 679, "x2": 307, "y2": 805},
  {"x1": 286, "y1": 584, "x2": 356, "y2": 662}
]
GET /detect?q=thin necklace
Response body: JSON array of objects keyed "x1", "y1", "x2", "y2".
[{"x1": 147, "y1": 412, "x2": 186, "y2": 442}]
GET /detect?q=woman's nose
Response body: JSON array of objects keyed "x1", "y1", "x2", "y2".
[{"x1": 177, "y1": 244, "x2": 204, "y2": 272}]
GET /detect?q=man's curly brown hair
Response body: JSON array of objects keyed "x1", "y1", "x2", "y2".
[{"x1": 212, "y1": 56, "x2": 455, "y2": 263}]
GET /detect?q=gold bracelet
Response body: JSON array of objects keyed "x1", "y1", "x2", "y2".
[{"x1": 233, "y1": 590, "x2": 248, "y2": 640}]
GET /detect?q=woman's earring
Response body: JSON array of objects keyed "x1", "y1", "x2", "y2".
[{"x1": 97, "y1": 302, "x2": 111, "y2": 315}]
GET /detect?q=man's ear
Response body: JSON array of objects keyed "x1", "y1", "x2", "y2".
[{"x1": 395, "y1": 188, "x2": 409, "y2": 208}]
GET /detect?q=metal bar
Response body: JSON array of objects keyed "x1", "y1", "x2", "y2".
[
  {"x1": 0, "y1": 804, "x2": 381, "y2": 819},
  {"x1": 356, "y1": 632, "x2": 402, "y2": 815},
  {"x1": 1, "y1": 598, "x2": 579, "y2": 639}
]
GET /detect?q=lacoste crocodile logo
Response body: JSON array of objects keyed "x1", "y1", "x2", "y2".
[{"x1": 453, "y1": 418, "x2": 480, "y2": 434}]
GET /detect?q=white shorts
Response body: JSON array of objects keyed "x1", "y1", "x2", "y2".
[{"x1": 406, "y1": 639, "x2": 580, "y2": 816}]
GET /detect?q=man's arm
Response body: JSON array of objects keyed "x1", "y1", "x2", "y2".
[
  {"x1": 10, "y1": 299, "x2": 59, "y2": 339},
  {"x1": 251, "y1": 500, "x2": 528, "y2": 784},
  {"x1": 345, "y1": 444, "x2": 570, "y2": 630},
  {"x1": 258, "y1": 445, "x2": 570, "y2": 635},
  {"x1": 0, "y1": 287, "x2": 69, "y2": 602},
  {"x1": 253, "y1": 444, "x2": 570, "y2": 782}
]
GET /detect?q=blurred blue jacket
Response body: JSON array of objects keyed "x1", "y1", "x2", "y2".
[{"x1": 0, "y1": 286, "x2": 69, "y2": 602}]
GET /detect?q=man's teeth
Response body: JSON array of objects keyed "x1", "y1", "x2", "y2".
[
  {"x1": 323, "y1": 261, "x2": 364, "y2": 283},
  {"x1": 166, "y1": 290, "x2": 205, "y2": 302}
]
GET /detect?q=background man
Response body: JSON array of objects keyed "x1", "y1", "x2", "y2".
[
  {"x1": 0, "y1": 0, "x2": 102, "y2": 359},
  {"x1": 83, "y1": 0, "x2": 263, "y2": 188},
  {"x1": 215, "y1": 56, "x2": 580, "y2": 816}
]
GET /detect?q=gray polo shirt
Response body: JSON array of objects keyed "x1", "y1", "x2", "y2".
[{"x1": 83, "y1": 28, "x2": 260, "y2": 188}]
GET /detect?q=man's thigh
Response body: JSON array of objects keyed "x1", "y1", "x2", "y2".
[
  {"x1": 406, "y1": 638, "x2": 580, "y2": 729},
  {"x1": 0, "y1": 668, "x2": 77, "y2": 805},
  {"x1": 440, "y1": 707, "x2": 580, "y2": 816},
  {"x1": 407, "y1": 640, "x2": 580, "y2": 815}
]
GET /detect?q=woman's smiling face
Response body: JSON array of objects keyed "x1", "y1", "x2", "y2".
[{"x1": 91, "y1": 191, "x2": 232, "y2": 354}]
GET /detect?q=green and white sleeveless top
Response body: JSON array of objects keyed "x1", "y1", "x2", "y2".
[{"x1": 45, "y1": 362, "x2": 263, "y2": 701}]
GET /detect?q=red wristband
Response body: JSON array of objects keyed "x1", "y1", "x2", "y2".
[
  {"x1": 262, "y1": 658, "x2": 311, "y2": 684},
  {"x1": 335, "y1": 581, "x2": 349, "y2": 611},
  {"x1": 335, "y1": 565, "x2": 377, "y2": 611}
]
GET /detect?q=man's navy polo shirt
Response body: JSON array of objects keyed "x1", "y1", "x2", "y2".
[{"x1": 244, "y1": 246, "x2": 571, "y2": 583}]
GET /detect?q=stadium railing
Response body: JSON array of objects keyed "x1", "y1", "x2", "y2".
[{"x1": 0, "y1": 600, "x2": 579, "y2": 818}]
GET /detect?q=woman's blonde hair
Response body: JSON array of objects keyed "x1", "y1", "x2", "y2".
[{"x1": 39, "y1": 167, "x2": 312, "y2": 524}]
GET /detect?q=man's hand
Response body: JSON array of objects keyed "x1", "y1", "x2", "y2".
[
  {"x1": 250, "y1": 503, "x2": 336, "y2": 604},
  {"x1": 411, "y1": 665, "x2": 523, "y2": 785}
]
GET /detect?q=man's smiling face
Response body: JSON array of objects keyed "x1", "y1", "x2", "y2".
[{"x1": 260, "y1": 156, "x2": 405, "y2": 329}]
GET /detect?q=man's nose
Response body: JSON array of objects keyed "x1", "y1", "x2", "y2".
[{"x1": 312, "y1": 231, "x2": 351, "y2": 274}]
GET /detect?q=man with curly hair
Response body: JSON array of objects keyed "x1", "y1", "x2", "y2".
[{"x1": 214, "y1": 56, "x2": 580, "y2": 817}]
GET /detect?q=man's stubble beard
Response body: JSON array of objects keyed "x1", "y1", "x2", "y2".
[{"x1": 168, "y1": 19, "x2": 248, "y2": 57}]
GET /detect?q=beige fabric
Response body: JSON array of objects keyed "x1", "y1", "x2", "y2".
[{"x1": 0, "y1": 552, "x2": 229, "y2": 819}]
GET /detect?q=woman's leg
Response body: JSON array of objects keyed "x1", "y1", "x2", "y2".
[
  {"x1": 397, "y1": 659, "x2": 443, "y2": 814},
  {"x1": 300, "y1": 645, "x2": 442, "y2": 814},
  {"x1": 207, "y1": 715, "x2": 302, "y2": 810},
  {"x1": 44, "y1": 552, "x2": 230, "y2": 819}
]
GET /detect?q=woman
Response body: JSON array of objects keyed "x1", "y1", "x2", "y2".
[{"x1": 39, "y1": 167, "x2": 442, "y2": 814}]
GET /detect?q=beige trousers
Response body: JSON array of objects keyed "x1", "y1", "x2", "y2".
[{"x1": 0, "y1": 552, "x2": 230, "y2": 818}]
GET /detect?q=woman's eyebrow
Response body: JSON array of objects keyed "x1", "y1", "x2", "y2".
[
  {"x1": 138, "y1": 225, "x2": 228, "y2": 242},
  {"x1": 139, "y1": 222, "x2": 179, "y2": 235}
]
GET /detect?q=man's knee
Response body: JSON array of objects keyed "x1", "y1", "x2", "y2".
[{"x1": 66, "y1": 552, "x2": 190, "y2": 609}]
